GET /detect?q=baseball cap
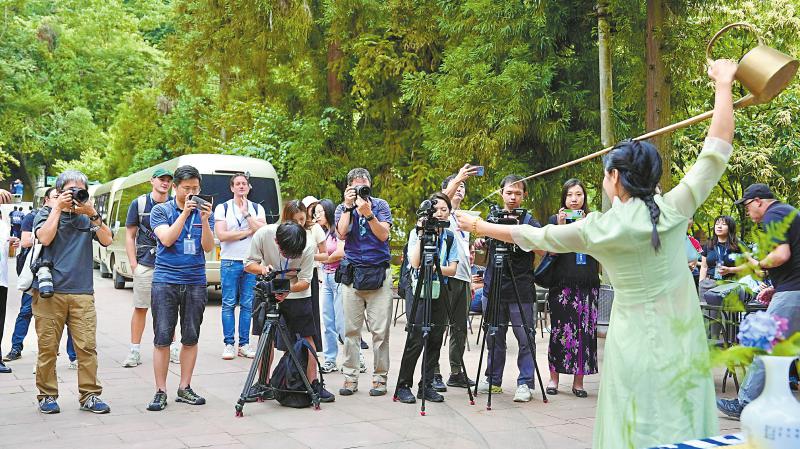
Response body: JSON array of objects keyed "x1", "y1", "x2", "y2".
[
  {"x1": 734, "y1": 183, "x2": 775, "y2": 205},
  {"x1": 152, "y1": 168, "x2": 173, "y2": 179},
  {"x1": 301, "y1": 195, "x2": 319, "y2": 208}
]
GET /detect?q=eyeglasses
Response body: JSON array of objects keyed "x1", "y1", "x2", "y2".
[{"x1": 743, "y1": 199, "x2": 755, "y2": 208}]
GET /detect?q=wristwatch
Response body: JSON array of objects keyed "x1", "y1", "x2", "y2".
[
  {"x1": 364, "y1": 214, "x2": 375, "y2": 222},
  {"x1": 345, "y1": 205, "x2": 357, "y2": 213},
  {"x1": 89, "y1": 213, "x2": 101, "y2": 222},
  {"x1": 243, "y1": 213, "x2": 251, "y2": 219}
]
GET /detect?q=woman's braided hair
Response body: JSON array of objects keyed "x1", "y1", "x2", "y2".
[{"x1": 603, "y1": 140, "x2": 663, "y2": 251}]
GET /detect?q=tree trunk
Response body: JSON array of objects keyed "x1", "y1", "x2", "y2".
[
  {"x1": 327, "y1": 40, "x2": 344, "y2": 106},
  {"x1": 645, "y1": 0, "x2": 672, "y2": 190},
  {"x1": 598, "y1": 0, "x2": 614, "y2": 213}
]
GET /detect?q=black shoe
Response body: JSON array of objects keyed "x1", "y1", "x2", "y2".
[
  {"x1": 244, "y1": 383, "x2": 273, "y2": 402},
  {"x1": 716, "y1": 398, "x2": 743, "y2": 419},
  {"x1": 3, "y1": 348, "x2": 21, "y2": 362},
  {"x1": 417, "y1": 385, "x2": 444, "y2": 403},
  {"x1": 0, "y1": 360, "x2": 11, "y2": 374},
  {"x1": 432, "y1": 374, "x2": 447, "y2": 392},
  {"x1": 147, "y1": 390, "x2": 168, "y2": 411},
  {"x1": 360, "y1": 339, "x2": 369, "y2": 350},
  {"x1": 446, "y1": 372, "x2": 475, "y2": 388},
  {"x1": 312, "y1": 380, "x2": 336, "y2": 403},
  {"x1": 394, "y1": 386, "x2": 416, "y2": 404}
]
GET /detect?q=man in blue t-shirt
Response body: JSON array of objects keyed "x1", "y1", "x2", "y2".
[
  {"x1": 334, "y1": 168, "x2": 393, "y2": 397},
  {"x1": 121, "y1": 168, "x2": 173, "y2": 368},
  {"x1": 718, "y1": 183, "x2": 800, "y2": 418},
  {"x1": 146, "y1": 165, "x2": 215, "y2": 411}
]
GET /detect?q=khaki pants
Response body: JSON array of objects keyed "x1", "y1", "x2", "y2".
[
  {"x1": 32, "y1": 291, "x2": 102, "y2": 403},
  {"x1": 340, "y1": 268, "x2": 393, "y2": 384}
]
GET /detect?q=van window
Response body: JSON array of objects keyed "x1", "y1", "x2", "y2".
[
  {"x1": 95, "y1": 193, "x2": 110, "y2": 221},
  {"x1": 200, "y1": 175, "x2": 280, "y2": 224},
  {"x1": 119, "y1": 182, "x2": 156, "y2": 217}
]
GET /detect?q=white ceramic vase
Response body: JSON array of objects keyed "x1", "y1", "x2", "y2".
[{"x1": 740, "y1": 355, "x2": 800, "y2": 449}]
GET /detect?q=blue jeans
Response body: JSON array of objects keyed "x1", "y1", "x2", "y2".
[
  {"x1": 10, "y1": 292, "x2": 33, "y2": 351},
  {"x1": 320, "y1": 271, "x2": 344, "y2": 363},
  {"x1": 739, "y1": 290, "x2": 800, "y2": 405},
  {"x1": 65, "y1": 331, "x2": 76, "y2": 362},
  {"x1": 220, "y1": 260, "x2": 256, "y2": 346},
  {"x1": 483, "y1": 300, "x2": 536, "y2": 387}
]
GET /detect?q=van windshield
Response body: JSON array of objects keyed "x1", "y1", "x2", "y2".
[{"x1": 201, "y1": 175, "x2": 280, "y2": 224}]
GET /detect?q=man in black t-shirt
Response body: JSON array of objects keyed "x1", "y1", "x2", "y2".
[
  {"x1": 121, "y1": 168, "x2": 174, "y2": 368},
  {"x1": 717, "y1": 183, "x2": 800, "y2": 418}
]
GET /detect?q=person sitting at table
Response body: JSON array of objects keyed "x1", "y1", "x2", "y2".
[{"x1": 698, "y1": 215, "x2": 743, "y2": 298}]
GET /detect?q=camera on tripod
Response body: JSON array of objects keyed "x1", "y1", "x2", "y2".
[
  {"x1": 31, "y1": 258, "x2": 55, "y2": 298},
  {"x1": 485, "y1": 205, "x2": 529, "y2": 251},
  {"x1": 415, "y1": 199, "x2": 450, "y2": 233},
  {"x1": 252, "y1": 269, "x2": 296, "y2": 334}
]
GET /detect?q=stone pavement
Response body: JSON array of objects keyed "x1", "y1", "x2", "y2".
[{"x1": 1, "y1": 270, "x2": 741, "y2": 449}]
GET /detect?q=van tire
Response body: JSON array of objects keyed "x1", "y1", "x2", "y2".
[
  {"x1": 100, "y1": 262, "x2": 112, "y2": 278},
  {"x1": 113, "y1": 270, "x2": 126, "y2": 289}
]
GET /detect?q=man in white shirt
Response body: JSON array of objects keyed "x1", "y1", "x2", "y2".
[{"x1": 214, "y1": 173, "x2": 266, "y2": 359}]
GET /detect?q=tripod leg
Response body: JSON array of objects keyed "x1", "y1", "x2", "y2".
[
  {"x1": 507, "y1": 262, "x2": 548, "y2": 404},
  {"x1": 441, "y1": 276, "x2": 475, "y2": 405},
  {"x1": 235, "y1": 320, "x2": 275, "y2": 416},
  {"x1": 394, "y1": 273, "x2": 426, "y2": 399},
  {"x1": 276, "y1": 324, "x2": 321, "y2": 409}
]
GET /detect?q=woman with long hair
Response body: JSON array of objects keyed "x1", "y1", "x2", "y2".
[
  {"x1": 545, "y1": 179, "x2": 600, "y2": 398},
  {"x1": 699, "y1": 215, "x2": 742, "y2": 284},
  {"x1": 456, "y1": 60, "x2": 737, "y2": 448},
  {"x1": 315, "y1": 199, "x2": 347, "y2": 373}
]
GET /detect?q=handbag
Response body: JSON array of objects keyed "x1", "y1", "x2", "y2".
[
  {"x1": 352, "y1": 264, "x2": 387, "y2": 291},
  {"x1": 533, "y1": 253, "x2": 559, "y2": 288},
  {"x1": 334, "y1": 259, "x2": 354, "y2": 285}
]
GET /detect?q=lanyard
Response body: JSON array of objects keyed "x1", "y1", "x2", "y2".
[
  {"x1": 716, "y1": 244, "x2": 728, "y2": 264},
  {"x1": 452, "y1": 212, "x2": 466, "y2": 239},
  {"x1": 180, "y1": 201, "x2": 196, "y2": 240},
  {"x1": 281, "y1": 257, "x2": 290, "y2": 279}
]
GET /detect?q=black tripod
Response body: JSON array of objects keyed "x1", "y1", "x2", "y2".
[
  {"x1": 235, "y1": 270, "x2": 321, "y2": 416},
  {"x1": 474, "y1": 240, "x2": 548, "y2": 410},
  {"x1": 394, "y1": 221, "x2": 474, "y2": 416}
]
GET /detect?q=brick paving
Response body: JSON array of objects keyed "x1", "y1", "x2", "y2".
[{"x1": 1, "y1": 271, "x2": 741, "y2": 448}]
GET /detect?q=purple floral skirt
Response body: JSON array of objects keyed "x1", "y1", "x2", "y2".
[{"x1": 547, "y1": 285, "x2": 599, "y2": 375}]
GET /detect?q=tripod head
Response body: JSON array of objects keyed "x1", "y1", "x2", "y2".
[{"x1": 485, "y1": 204, "x2": 529, "y2": 256}]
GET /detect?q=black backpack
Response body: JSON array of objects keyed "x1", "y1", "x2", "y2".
[{"x1": 269, "y1": 338, "x2": 317, "y2": 408}]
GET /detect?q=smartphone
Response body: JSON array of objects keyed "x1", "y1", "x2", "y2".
[
  {"x1": 189, "y1": 194, "x2": 213, "y2": 208},
  {"x1": 475, "y1": 166, "x2": 485, "y2": 176},
  {"x1": 476, "y1": 269, "x2": 485, "y2": 277},
  {"x1": 564, "y1": 209, "x2": 584, "y2": 220}
]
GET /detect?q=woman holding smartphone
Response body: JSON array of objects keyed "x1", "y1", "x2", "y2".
[{"x1": 545, "y1": 178, "x2": 600, "y2": 398}]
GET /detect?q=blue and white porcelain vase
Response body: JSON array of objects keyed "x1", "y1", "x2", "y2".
[{"x1": 740, "y1": 355, "x2": 800, "y2": 449}]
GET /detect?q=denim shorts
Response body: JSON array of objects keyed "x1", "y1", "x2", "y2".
[
  {"x1": 151, "y1": 283, "x2": 208, "y2": 347},
  {"x1": 275, "y1": 296, "x2": 316, "y2": 351}
]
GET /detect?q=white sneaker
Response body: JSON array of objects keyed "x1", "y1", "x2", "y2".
[
  {"x1": 513, "y1": 384, "x2": 532, "y2": 402},
  {"x1": 320, "y1": 360, "x2": 338, "y2": 374},
  {"x1": 68, "y1": 360, "x2": 78, "y2": 370},
  {"x1": 170, "y1": 344, "x2": 181, "y2": 364},
  {"x1": 222, "y1": 344, "x2": 236, "y2": 360},
  {"x1": 478, "y1": 377, "x2": 503, "y2": 394},
  {"x1": 359, "y1": 352, "x2": 367, "y2": 373},
  {"x1": 122, "y1": 350, "x2": 141, "y2": 368},
  {"x1": 238, "y1": 344, "x2": 256, "y2": 359}
]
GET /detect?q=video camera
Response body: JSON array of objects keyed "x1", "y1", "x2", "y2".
[
  {"x1": 415, "y1": 199, "x2": 450, "y2": 234},
  {"x1": 485, "y1": 204, "x2": 529, "y2": 251},
  {"x1": 252, "y1": 268, "x2": 299, "y2": 335}
]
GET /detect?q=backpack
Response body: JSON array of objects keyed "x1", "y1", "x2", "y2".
[
  {"x1": 136, "y1": 194, "x2": 156, "y2": 242},
  {"x1": 222, "y1": 200, "x2": 262, "y2": 224},
  {"x1": 269, "y1": 338, "x2": 318, "y2": 408}
]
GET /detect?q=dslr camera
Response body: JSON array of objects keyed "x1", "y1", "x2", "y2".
[
  {"x1": 67, "y1": 187, "x2": 90, "y2": 206},
  {"x1": 353, "y1": 185, "x2": 371, "y2": 200},
  {"x1": 31, "y1": 258, "x2": 55, "y2": 298}
]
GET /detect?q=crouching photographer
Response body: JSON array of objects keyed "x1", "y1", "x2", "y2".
[
  {"x1": 395, "y1": 193, "x2": 459, "y2": 405},
  {"x1": 31, "y1": 170, "x2": 113, "y2": 414},
  {"x1": 243, "y1": 221, "x2": 334, "y2": 403}
]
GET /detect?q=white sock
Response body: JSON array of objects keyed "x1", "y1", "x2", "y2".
[{"x1": 131, "y1": 344, "x2": 140, "y2": 352}]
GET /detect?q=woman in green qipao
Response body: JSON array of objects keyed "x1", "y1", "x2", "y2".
[{"x1": 456, "y1": 59, "x2": 738, "y2": 449}]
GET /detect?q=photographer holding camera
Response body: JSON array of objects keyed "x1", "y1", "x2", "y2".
[
  {"x1": 477, "y1": 175, "x2": 541, "y2": 403},
  {"x1": 334, "y1": 168, "x2": 393, "y2": 397},
  {"x1": 244, "y1": 221, "x2": 334, "y2": 402},
  {"x1": 146, "y1": 165, "x2": 215, "y2": 411},
  {"x1": 395, "y1": 193, "x2": 459, "y2": 404},
  {"x1": 31, "y1": 170, "x2": 113, "y2": 414}
]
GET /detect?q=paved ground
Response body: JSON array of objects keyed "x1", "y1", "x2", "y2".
[{"x1": 1, "y1": 267, "x2": 742, "y2": 449}]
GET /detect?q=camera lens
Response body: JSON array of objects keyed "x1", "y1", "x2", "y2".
[
  {"x1": 70, "y1": 188, "x2": 90, "y2": 205},
  {"x1": 355, "y1": 185, "x2": 371, "y2": 199}
]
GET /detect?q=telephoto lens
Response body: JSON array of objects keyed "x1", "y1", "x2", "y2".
[
  {"x1": 38, "y1": 265, "x2": 55, "y2": 298},
  {"x1": 354, "y1": 185, "x2": 371, "y2": 199}
]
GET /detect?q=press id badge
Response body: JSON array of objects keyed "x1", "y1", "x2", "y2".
[
  {"x1": 183, "y1": 238, "x2": 196, "y2": 255},
  {"x1": 576, "y1": 253, "x2": 587, "y2": 265}
]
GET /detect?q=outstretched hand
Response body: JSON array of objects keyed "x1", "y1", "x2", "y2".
[{"x1": 708, "y1": 59, "x2": 737, "y2": 85}]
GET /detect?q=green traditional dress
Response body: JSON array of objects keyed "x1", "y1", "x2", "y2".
[{"x1": 511, "y1": 137, "x2": 731, "y2": 449}]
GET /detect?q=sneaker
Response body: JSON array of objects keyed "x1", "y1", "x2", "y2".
[
  {"x1": 360, "y1": 339, "x2": 369, "y2": 350},
  {"x1": 3, "y1": 348, "x2": 22, "y2": 361},
  {"x1": 417, "y1": 385, "x2": 445, "y2": 403},
  {"x1": 339, "y1": 380, "x2": 358, "y2": 396},
  {"x1": 122, "y1": 350, "x2": 141, "y2": 368},
  {"x1": 0, "y1": 361, "x2": 10, "y2": 374},
  {"x1": 238, "y1": 344, "x2": 256, "y2": 359},
  {"x1": 477, "y1": 378, "x2": 503, "y2": 394},
  {"x1": 513, "y1": 384, "x2": 532, "y2": 402},
  {"x1": 369, "y1": 379, "x2": 387, "y2": 397},
  {"x1": 170, "y1": 344, "x2": 181, "y2": 364},
  {"x1": 68, "y1": 360, "x2": 78, "y2": 370},
  {"x1": 394, "y1": 385, "x2": 416, "y2": 404},
  {"x1": 447, "y1": 372, "x2": 476, "y2": 388},
  {"x1": 359, "y1": 352, "x2": 367, "y2": 373},
  {"x1": 716, "y1": 397, "x2": 743, "y2": 419},
  {"x1": 320, "y1": 360, "x2": 338, "y2": 374},
  {"x1": 244, "y1": 383, "x2": 273, "y2": 403},
  {"x1": 312, "y1": 380, "x2": 336, "y2": 403},
  {"x1": 432, "y1": 374, "x2": 447, "y2": 392},
  {"x1": 147, "y1": 390, "x2": 168, "y2": 411},
  {"x1": 222, "y1": 344, "x2": 236, "y2": 360},
  {"x1": 38, "y1": 396, "x2": 60, "y2": 414},
  {"x1": 80, "y1": 395, "x2": 111, "y2": 414},
  {"x1": 176, "y1": 385, "x2": 206, "y2": 405}
]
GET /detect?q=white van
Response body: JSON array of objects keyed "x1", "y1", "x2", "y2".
[
  {"x1": 91, "y1": 178, "x2": 127, "y2": 276},
  {"x1": 101, "y1": 154, "x2": 282, "y2": 289}
]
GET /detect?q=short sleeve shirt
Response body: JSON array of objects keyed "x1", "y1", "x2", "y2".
[
  {"x1": 125, "y1": 194, "x2": 170, "y2": 268},
  {"x1": 213, "y1": 199, "x2": 266, "y2": 261},
  {"x1": 448, "y1": 213, "x2": 471, "y2": 282},
  {"x1": 21, "y1": 212, "x2": 35, "y2": 233},
  {"x1": 150, "y1": 200, "x2": 214, "y2": 286},
  {"x1": 245, "y1": 223, "x2": 316, "y2": 299},
  {"x1": 33, "y1": 207, "x2": 100, "y2": 295},
  {"x1": 761, "y1": 202, "x2": 800, "y2": 292},
  {"x1": 334, "y1": 197, "x2": 392, "y2": 266},
  {"x1": 406, "y1": 228, "x2": 459, "y2": 283}
]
